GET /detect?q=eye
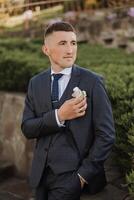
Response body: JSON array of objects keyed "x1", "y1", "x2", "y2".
[
  {"x1": 59, "y1": 41, "x2": 66, "y2": 45},
  {"x1": 72, "y1": 41, "x2": 77, "y2": 45}
]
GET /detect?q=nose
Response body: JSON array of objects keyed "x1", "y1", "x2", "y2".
[{"x1": 66, "y1": 44, "x2": 73, "y2": 54}]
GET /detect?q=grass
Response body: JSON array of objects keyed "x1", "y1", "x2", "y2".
[{"x1": 76, "y1": 43, "x2": 134, "y2": 68}]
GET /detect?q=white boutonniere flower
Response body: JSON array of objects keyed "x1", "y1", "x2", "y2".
[{"x1": 72, "y1": 87, "x2": 87, "y2": 98}]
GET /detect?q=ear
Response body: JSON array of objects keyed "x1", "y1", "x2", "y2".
[{"x1": 42, "y1": 45, "x2": 50, "y2": 56}]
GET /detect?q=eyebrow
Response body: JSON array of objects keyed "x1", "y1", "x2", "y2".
[{"x1": 58, "y1": 40, "x2": 77, "y2": 43}]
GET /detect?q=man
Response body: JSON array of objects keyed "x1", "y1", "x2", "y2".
[{"x1": 21, "y1": 22, "x2": 115, "y2": 200}]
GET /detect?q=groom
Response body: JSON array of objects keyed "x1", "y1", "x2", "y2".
[{"x1": 21, "y1": 21, "x2": 115, "y2": 200}]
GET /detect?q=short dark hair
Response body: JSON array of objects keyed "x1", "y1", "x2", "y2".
[{"x1": 44, "y1": 21, "x2": 76, "y2": 38}]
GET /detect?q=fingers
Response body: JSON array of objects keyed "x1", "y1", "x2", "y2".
[
  {"x1": 76, "y1": 98, "x2": 87, "y2": 108},
  {"x1": 77, "y1": 110, "x2": 86, "y2": 117},
  {"x1": 60, "y1": 96, "x2": 87, "y2": 120},
  {"x1": 65, "y1": 97, "x2": 86, "y2": 108},
  {"x1": 69, "y1": 97, "x2": 87, "y2": 114},
  {"x1": 74, "y1": 97, "x2": 87, "y2": 112},
  {"x1": 78, "y1": 103, "x2": 87, "y2": 113},
  {"x1": 73, "y1": 96, "x2": 85, "y2": 105}
]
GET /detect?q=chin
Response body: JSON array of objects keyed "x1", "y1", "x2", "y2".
[{"x1": 64, "y1": 62, "x2": 74, "y2": 67}]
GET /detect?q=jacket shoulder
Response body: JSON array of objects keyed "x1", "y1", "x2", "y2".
[
  {"x1": 29, "y1": 69, "x2": 49, "y2": 83},
  {"x1": 75, "y1": 65, "x2": 104, "y2": 83}
]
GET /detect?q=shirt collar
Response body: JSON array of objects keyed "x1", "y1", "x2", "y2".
[{"x1": 51, "y1": 66, "x2": 72, "y2": 76}]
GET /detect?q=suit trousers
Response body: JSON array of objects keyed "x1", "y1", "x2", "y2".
[{"x1": 35, "y1": 166, "x2": 82, "y2": 200}]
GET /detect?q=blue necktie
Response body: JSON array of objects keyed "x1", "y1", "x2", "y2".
[{"x1": 51, "y1": 73, "x2": 63, "y2": 104}]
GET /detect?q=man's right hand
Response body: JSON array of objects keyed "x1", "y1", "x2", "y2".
[{"x1": 57, "y1": 96, "x2": 87, "y2": 122}]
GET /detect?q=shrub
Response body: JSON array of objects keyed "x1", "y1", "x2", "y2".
[
  {"x1": 77, "y1": 44, "x2": 134, "y2": 196},
  {"x1": 126, "y1": 170, "x2": 134, "y2": 197},
  {"x1": 93, "y1": 64, "x2": 134, "y2": 173},
  {"x1": 0, "y1": 39, "x2": 49, "y2": 92}
]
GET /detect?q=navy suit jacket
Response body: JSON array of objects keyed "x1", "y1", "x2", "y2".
[{"x1": 21, "y1": 65, "x2": 115, "y2": 194}]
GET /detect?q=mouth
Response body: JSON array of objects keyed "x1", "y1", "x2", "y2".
[{"x1": 63, "y1": 57, "x2": 73, "y2": 59}]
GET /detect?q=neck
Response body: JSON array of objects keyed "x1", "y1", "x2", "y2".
[{"x1": 51, "y1": 65, "x2": 72, "y2": 74}]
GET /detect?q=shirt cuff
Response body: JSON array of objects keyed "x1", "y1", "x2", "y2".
[
  {"x1": 77, "y1": 173, "x2": 88, "y2": 184},
  {"x1": 55, "y1": 109, "x2": 65, "y2": 127}
]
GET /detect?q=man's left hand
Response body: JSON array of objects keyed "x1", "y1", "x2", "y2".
[{"x1": 79, "y1": 176, "x2": 85, "y2": 189}]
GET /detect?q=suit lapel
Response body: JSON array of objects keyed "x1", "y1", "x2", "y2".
[
  {"x1": 58, "y1": 65, "x2": 81, "y2": 107},
  {"x1": 62, "y1": 65, "x2": 88, "y2": 156},
  {"x1": 59, "y1": 65, "x2": 87, "y2": 155}
]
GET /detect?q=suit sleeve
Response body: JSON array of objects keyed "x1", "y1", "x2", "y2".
[
  {"x1": 77, "y1": 78, "x2": 115, "y2": 183},
  {"x1": 21, "y1": 79, "x2": 61, "y2": 139}
]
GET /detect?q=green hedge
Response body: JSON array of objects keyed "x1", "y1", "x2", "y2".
[
  {"x1": 0, "y1": 39, "x2": 134, "y2": 196},
  {"x1": 95, "y1": 64, "x2": 134, "y2": 171},
  {"x1": 127, "y1": 170, "x2": 134, "y2": 197},
  {"x1": 77, "y1": 44, "x2": 134, "y2": 197},
  {"x1": 0, "y1": 38, "x2": 49, "y2": 92}
]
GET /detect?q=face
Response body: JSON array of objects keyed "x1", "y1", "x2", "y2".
[{"x1": 42, "y1": 31, "x2": 77, "y2": 72}]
